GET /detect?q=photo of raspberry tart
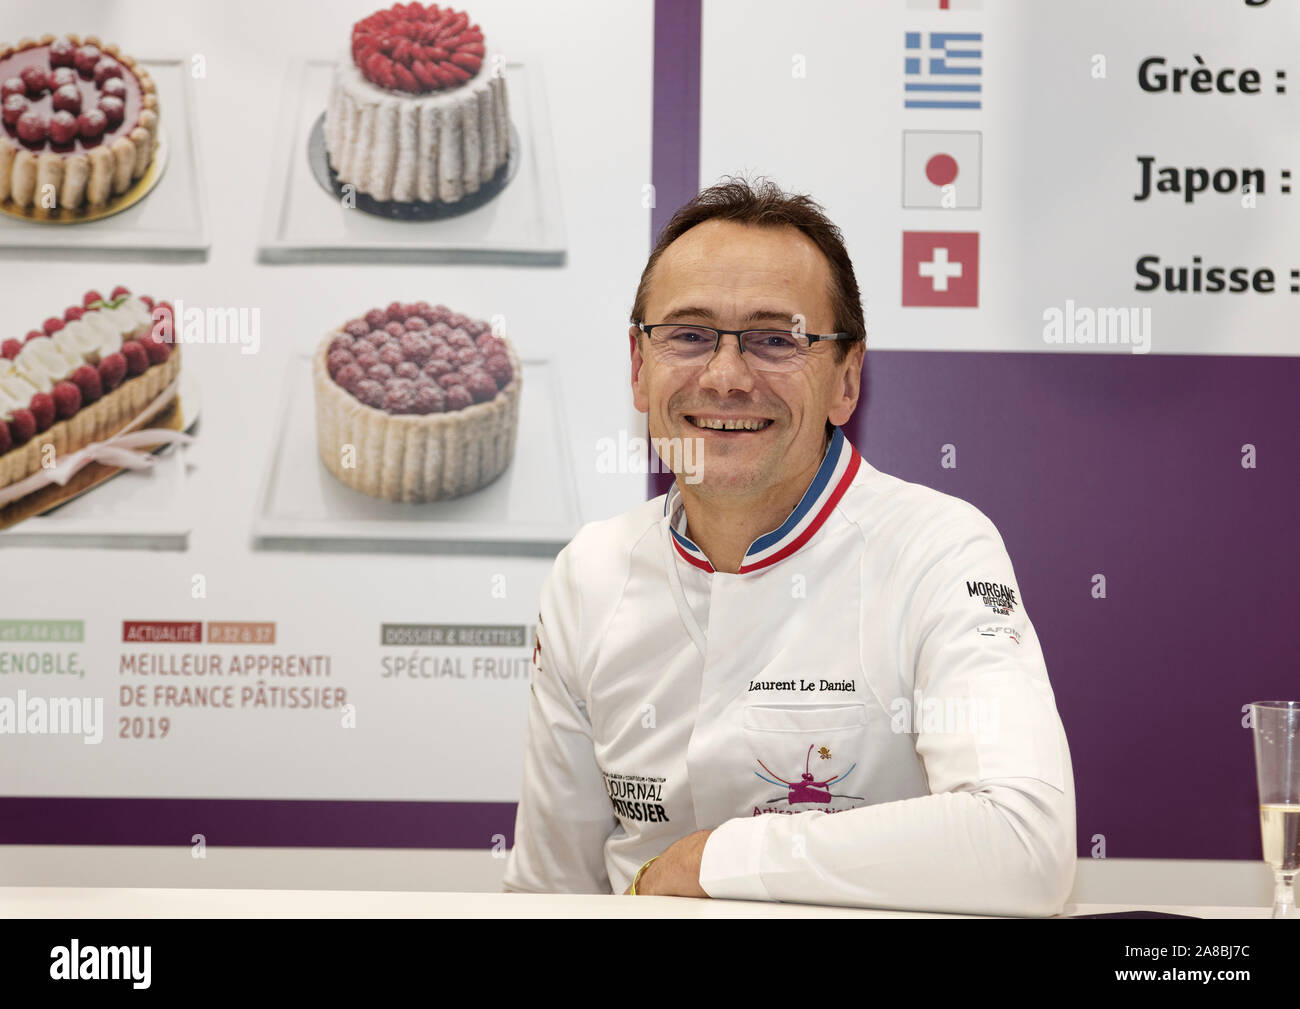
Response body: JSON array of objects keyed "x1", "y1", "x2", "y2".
[
  {"x1": 0, "y1": 287, "x2": 180, "y2": 493},
  {"x1": 0, "y1": 34, "x2": 161, "y2": 212},
  {"x1": 313, "y1": 301, "x2": 520, "y2": 502},
  {"x1": 323, "y1": 3, "x2": 510, "y2": 207}
]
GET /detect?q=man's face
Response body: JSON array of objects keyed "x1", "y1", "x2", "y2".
[{"x1": 630, "y1": 219, "x2": 863, "y2": 499}]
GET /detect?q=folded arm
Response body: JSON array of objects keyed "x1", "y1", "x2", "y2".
[{"x1": 696, "y1": 504, "x2": 1077, "y2": 916}]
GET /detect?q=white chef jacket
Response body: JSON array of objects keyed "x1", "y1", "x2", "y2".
[{"x1": 503, "y1": 426, "x2": 1077, "y2": 916}]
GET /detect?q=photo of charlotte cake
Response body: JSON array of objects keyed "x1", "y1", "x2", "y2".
[
  {"x1": 0, "y1": 33, "x2": 163, "y2": 220},
  {"x1": 320, "y1": 2, "x2": 511, "y2": 218},
  {"x1": 0, "y1": 286, "x2": 194, "y2": 532},
  {"x1": 254, "y1": 295, "x2": 579, "y2": 552},
  {"x1": 258, "y1": 1, "x2": 564, "y2": 263},
  {"x1": 313, "y1": 299, "x2": 521, "y2": 502}
]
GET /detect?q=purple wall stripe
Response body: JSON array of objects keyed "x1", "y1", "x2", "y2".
[
  {"x1": 0, "y1": 797, "x2": 517, "y2": 849},
  {"x1": 648, "y1": 0, "x2": 702, "y2": 501},
  {"x1": 650, "y1": 0, "x2": 702, "y2": 250},
  {"x1": 853, "y1": 349, "x2": 1300, "y2": 860}
]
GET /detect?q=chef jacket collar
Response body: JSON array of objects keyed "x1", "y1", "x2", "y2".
[{"x1": 663, "y1": 425, "x2": 862, "y2": 575}]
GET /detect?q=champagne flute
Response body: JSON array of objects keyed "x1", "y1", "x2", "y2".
[{"x1": 1249, "y1": 700, "x2": 1300, "y2": 919}]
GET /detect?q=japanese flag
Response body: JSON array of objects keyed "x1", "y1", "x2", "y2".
[{"x1": 902, "y1": 131, "x2": 981, "y2": 209}]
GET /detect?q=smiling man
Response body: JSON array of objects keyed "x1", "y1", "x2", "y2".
[{"x1": 503, "y1": 177, "x2": 1077, "y2": 915}]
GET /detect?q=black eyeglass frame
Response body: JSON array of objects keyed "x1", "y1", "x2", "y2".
[{"x1": 635, "y1": 321, "x2": 857, "y2": 361}]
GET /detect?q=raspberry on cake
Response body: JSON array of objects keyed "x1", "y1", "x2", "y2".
[
  {"x1": 323, "y1": 3, "x2": 509, "y2": 205},
  {"x1": 0, "y1": 33, "x2": 161, "y2": 212},
  {"x1": 312, "y1": 301, "x2": 520, "y2": 502},
  {"x1": 0, "y1": 286, "x2": 182, "y2": 495}
]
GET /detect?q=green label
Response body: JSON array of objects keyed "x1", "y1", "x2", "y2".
[{"x1": 0, "y1": 620, "x2": 85, "y2": 643}]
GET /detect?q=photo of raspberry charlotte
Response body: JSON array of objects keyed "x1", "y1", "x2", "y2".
[
  {"x1": 0, "y1": 34, "x2": 161, "y2": 212},
  {"x1": 324, "y1": 3, "x2": 509, "y2": 205},
  {"x1": 0, "y1": 287, "x2": 179, "y2": 492},
  {"x1": 313, "y1": 301, "x2": 520, "y2": 502}
]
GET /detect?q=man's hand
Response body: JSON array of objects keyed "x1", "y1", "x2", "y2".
[{"x1": 622, "y1": 829, "x2": 714, "y2": 897}]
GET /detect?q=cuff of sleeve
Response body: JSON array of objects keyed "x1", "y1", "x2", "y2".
[{"x1": 698, "y1": 815, "x2": 774, "y2": 902}]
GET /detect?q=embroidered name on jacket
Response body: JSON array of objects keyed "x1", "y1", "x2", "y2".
[
  {"x1": 748, "y1": 678, "x2": 856, "y2": 692},
  {"x1": 603, "y1": 772, "x2": 671, "y2": 823},
  {"x1": 967, "y1": 580, "x2": 1017, "y2": 615}
]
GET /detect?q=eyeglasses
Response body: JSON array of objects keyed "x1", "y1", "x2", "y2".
[{"x1": 636, "y1": 322, "x2": 855, "y2": 373}]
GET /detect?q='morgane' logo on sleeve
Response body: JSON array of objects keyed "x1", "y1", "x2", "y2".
[{"x1": 966, "y1": 580, "x2": 1017, "y2": 616}]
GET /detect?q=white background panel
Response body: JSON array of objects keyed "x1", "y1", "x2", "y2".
[
  {"x1": 1, "y1": 0, "x2": 654, "y2": 803},
  {"x1": 701, "y1": 0, "x2": 1299, "y2": 356}
]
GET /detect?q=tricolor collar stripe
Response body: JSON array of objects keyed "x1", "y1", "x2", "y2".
[
  {"x1": 744, "y1": 427, "x2": 851, "y2": 560},
  {"x1": 663, "y1": 427, "x2": 863, "y2": 574},
  {"x1": 737, "y1": 448, "x2": 860, "y2": 574},
  {"x1": 671, "y1": 535, "x2": 715, "y2": 572},
  {"x1": 668, "y1": 512, "x2": 711, "y2": 565}
]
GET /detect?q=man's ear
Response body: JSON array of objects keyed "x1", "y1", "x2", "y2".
[
  {"x1": 630, "y1": 326, "x2": 649, "y2": 413},
  {"x1": 827, "y1": 341, "x2": 864, "y2": 427}
]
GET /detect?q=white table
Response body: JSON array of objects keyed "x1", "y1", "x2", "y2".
[{"x1": 0, "y1": 887, "x2": 1272, "y2": 918}]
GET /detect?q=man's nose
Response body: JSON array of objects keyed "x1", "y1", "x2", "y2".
[{"x1": 698, "y1": 333, "x2": 755, "y2": 393}]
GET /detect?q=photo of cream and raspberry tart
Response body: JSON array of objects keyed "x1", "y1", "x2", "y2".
[
  {"x1": 313, "y1": 301, "x2": 520, "y2": 502},
  {"x1": 323, "y1": 3, "x2": 509, "y2": 206},
  {"x1": 0, "y1": 34, "x2": 161, "y2": 212},
  {"x1": 0, "y1": 287, "x2": 179, "y2": 492}
]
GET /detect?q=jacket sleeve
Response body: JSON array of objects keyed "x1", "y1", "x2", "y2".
[
  {"x1": 502, "y1": 544, "x2": 619, "y2": 894},
  {"x1": 698, "y1": 505, "x2": 1077, "y2": 916}
]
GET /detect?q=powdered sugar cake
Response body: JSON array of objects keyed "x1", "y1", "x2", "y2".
[
  {"x1": 323, "y1": 3, "x2": 509, "y2": 206},
  {"x1": 313, "y1": 300, "x2": 520, "y2": 502}
]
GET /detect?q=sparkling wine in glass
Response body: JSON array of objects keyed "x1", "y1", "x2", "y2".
[{"x1": 1250, "y1": 700, "x2": 1300, "y2": 919}]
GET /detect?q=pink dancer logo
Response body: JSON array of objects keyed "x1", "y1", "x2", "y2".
[{"x1": 755, "y1": 743, "x2": 863, "y2": 806}]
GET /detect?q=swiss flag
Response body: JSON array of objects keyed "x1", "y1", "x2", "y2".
[{"x1": 901, "y1": 231, "x2": 979, "y2": 308}]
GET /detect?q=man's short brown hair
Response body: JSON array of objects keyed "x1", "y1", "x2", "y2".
[{"x1": 631, "y1": 175, "x2": 867, "y2": 364}]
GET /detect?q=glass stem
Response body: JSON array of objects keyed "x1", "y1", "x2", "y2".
[{"x1": 1274, "y1": 871, "x2": 1296, "y2": 919}]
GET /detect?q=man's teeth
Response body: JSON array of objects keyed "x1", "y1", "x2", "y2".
[{"x1": 689, "y1": 416, "x2": 771, "y2": 431}]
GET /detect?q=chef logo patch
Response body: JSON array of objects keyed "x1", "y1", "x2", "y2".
[
  {"x1": 967, "y1": 580, "x2": 1017, "y2": 616},
  {"x1": 603, "y1": 771, "x2": 671, "y2": 824},
  {"x1": 753, "y1": 743, "x2": 864, "y2": 815}
]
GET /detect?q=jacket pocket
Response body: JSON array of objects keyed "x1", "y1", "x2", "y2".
[
  {"x1": 742, "y1": 702, "x2": 869, "y2": 733},
  {"x1": 742, "y1": 703, "x2": 871, "y2": 809}
]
